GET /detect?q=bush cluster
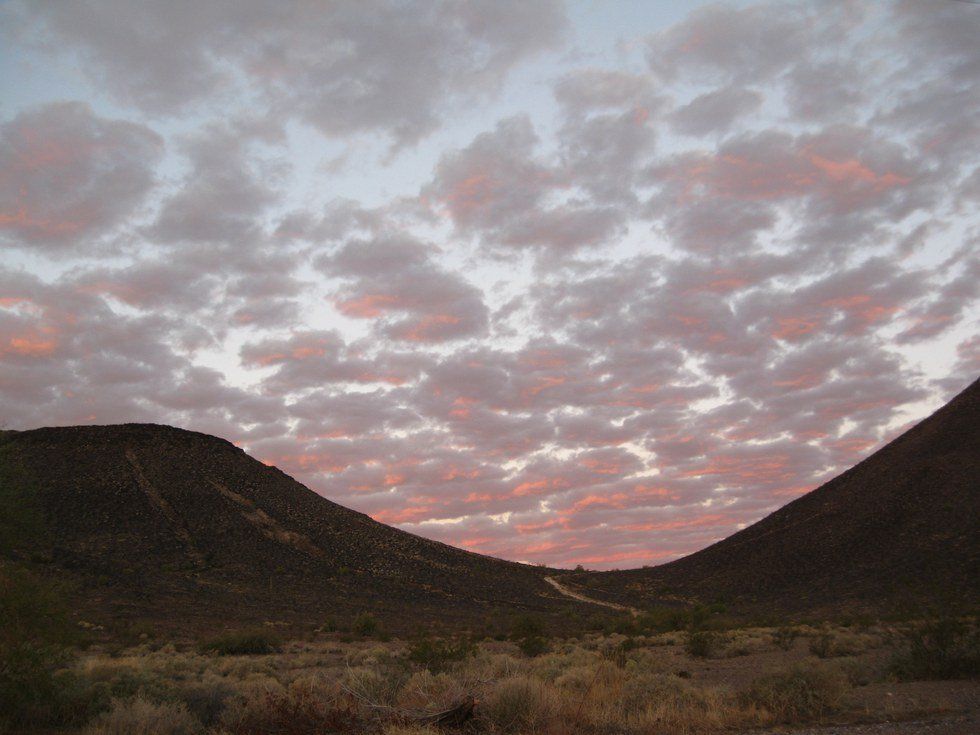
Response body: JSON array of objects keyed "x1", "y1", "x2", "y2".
[
  {"x1": 407, "y1": 637, "x2": 475, "y2": 673},
  {"x1": 740, "y1": 661, "x2": 849, "y2": 722},
  {"x1": 889, "y1": 618, "x2": 980, "y2": 680},
  {"x1": 200, "y1": 629, "x2": 282, "y2": 656}
]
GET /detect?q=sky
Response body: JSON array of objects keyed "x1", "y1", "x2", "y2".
[{"x1": 1, "y1": 0, "x2": 978, "y2": 570}]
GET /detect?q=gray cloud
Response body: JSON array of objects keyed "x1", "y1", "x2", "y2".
[
  {"x1": 669, "y1": 86, "x2": 762, "y2": 136},
  {"x1": 319, "y1": 235, "x2": 490, "y2": 343},
  {"x1": 9, "y1": 0, "x2": 566, "y2": 146},
  {"x1": 0, "y1": 102, "x2": 162, "y2": 250}
]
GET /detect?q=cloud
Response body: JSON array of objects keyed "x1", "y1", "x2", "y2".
[
  {"x1": 240, "y1": 330, "x2": 426, "y2": 391},
  {"x1": 424, "y1": 115, "x2": 627, "y2": 252},
  {"x1": 320, "y1": 236, "x2": 489, "y2": 343},
  {"x1": 0, "y1": 102, "x2": 162, "y2": 250},
  {"x1": 148, "y1": 122, "x2": 284, "y2": 246},
  {"x1": 0, "y1": 268, "x2": 284, "y2": 435},
  {"x1": 645, "y1": 1, "x2": 813, "y2": 83},
  {"x1": 669, "y1": 86, "x2": 763, "y2": 136},
  {"x1": 10, "y1": 0, "x2": 566, "y2": 146},
  {"x1": 553, "y1": 69, "x2": 661, "y2": 206}
]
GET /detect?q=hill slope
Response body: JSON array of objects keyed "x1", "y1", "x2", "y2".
[
  {"x1": 562, "y1": 377, "x2": 980, "y2": 617},
  {"x1": 0, "y1": 424, "x2": 576, "y2": 634}
]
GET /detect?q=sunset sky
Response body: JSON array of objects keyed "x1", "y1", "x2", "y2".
[{"x1": 1, "y1": 0, "x2": 978, "y2": 569}]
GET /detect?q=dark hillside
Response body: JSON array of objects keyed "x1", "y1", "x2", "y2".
[
  {"x1": 562, "y1": 377, "x2": 980, "y2": 617},
  {"x1": 0, "y1": 424, "x2": 574, "y2": 635}
]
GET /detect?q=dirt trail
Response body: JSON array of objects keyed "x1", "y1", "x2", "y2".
[{"x1": 544, "y1": 576, "x2": 638, "y2": 615}]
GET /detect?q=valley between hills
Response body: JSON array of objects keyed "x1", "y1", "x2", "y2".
[{"x1": 1, "y1": 378, "x2": 977, "y2": 734}]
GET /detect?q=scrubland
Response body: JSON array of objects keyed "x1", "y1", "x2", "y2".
[{"x1": 3, "y1": 606, "x2": 978, "y2": 735}]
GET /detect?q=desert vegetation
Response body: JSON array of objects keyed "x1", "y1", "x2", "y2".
[{"x1": 2, "y1": 573, "x2": 977, "y2": 735}]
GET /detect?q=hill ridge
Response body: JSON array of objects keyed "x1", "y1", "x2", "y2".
[{"x1": 562, "y1": 377, "x2": 980, "y2": 616}]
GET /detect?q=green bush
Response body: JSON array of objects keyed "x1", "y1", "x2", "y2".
[
  {"x1": 632, "y1": 604, "x2": 725, "y2": 635},
  {"x1": 808, "y1": 630, "x2": 836, "y2": 658},
  {"x1": 808, "y1": 628, "x2": 869, "y2": 658},
  {"x1": 509, "y1": 614, "x2": 549, "y2": 657},
  {"x1": 352, "y1": 612, "x2": 384, "y2": 638},
  {"x1": 517, "y1": 635, "x2": 550, "y2": 658},
  {"x1": 740, "y1": 661, "x2": 849, "y2": 722},
  {"x1": 83, "y1": 696, "x2": 202, "y2": 735},
  {"x1": 510, "y1": 614, "x2": 545, "y2": 639},
  {"x1": 177, "y1": 678, "x2": 237, "y2": 727},
  {"x1": 0, "y1": 563, "x2": 86, "y2": 731},
  {"x1": 773, "y1": 626, "x2": 799, "y2": 651},
  {"x1": 889, "y1": 618, "x2": 980, "y2": 681},
  {"x1": 84, "y1": 660, "x2": 177, "y2": 703},
  {"x1": 200, "y1": 628, "x2": 281, "y2": 655},
  {"x1": 684, "y1": 630, "x2": 721, "y2": 659},
  {"x1": 407, "y1": 637, "x2": 474, "y2": 672}
]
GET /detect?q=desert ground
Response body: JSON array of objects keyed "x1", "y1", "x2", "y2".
[{"x1": 6, "y1": 608, "x2": 978, "y2": 735}]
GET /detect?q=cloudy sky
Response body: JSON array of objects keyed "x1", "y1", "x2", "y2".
[{"x1": 1, "y1": 0, "x2": 978, "y2": 569}]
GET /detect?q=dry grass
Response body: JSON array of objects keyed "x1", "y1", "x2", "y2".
[
  {"x1": 83, "y1": 697, "x2": 202, "y2": 735},
  {"x1": 36, "y1": 619, "x2": 977, "y2": 734},
  {"x1": 808, "y1": 626, "x2": 881, "y2": 658},
  {"x1": 739, "y1": 661, "x2": 849, "y2": 722}
]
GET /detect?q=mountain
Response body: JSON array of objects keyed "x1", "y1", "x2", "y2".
[
  {"x1": 3, "y1": 378, "x2": 976, "y2": 635},
  {"x1": 0, "y1": 424, "x2": 577, "y2": 636},
  {"x1": 561, "y1": 377, "x2": 980, "y2": 618}
]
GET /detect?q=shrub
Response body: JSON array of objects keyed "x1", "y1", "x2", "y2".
[
  {"x1": 634, "y1": 605, "x2": 722, "y2": 634},
  {"x1": 809, "y1": 628, "x2": 872, "y2": 658},
  {"x1": 84, "y1": 697, "x2": 202, "y2": 735},
  {"x1": 510, "y1": 614, "x2": 545, "y2": 640},
  {"x1": 684, "y1": 630, "x2": 721, "y2": 659},
  {"x1": 835, "y1": 656, "x2": 878, "y2": 686},
  {"x1": 606, "y1": 636, "x2": 639, "y2": 667},
  {"x1": 407, "y1": 637, "x2": 474, "y2": 673},
  {"x1": 518, "y1": 635, "x2": 550, "y2": 658},
  {"x1": 395, "y1": 670, "x2": 466, "y2": 712},
  {"x1": 352, "y1": 612, "x2": 383, "y2": 638},
  {"x1": 889, "y1": 618, "x2": 980, "y2": 681},
  {"x1": 222, "y1": 676, "x2": 359, "y2": 735},
  {"x1": 200, "y1": 629, "x2": 281, "y2": 655},
  {"x1": 509, "y1": 614, "x2": 549, "y2": 657},
  {"x1": 482, "y1": 676, "x2": 556, "y2": 732},
  {"x1": 740, "y1": 661, "x2": 849, "y2": 722},
  {"x1": 83, "y1": 660, "x2": 175, "y2": 703},
  {"x1": 773, "y1": 626, "x2": 799, "y2": 651},
  {"x1": 0, "y1": 563, "x2": 82, "y2": 731},
  {"x1": 622, "y1": 671, "x2": 689, "y2": 714},
  {"x1": 177, "y1": 677, "x2": 237, "y2": 727},
  {"x1": 342, "y1": 665, "x2": 408, "y2": 709}
]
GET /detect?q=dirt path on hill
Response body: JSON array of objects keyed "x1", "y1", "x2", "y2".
[{"x1": 544, "y1": 575, "x2": 638, "y2": 615}]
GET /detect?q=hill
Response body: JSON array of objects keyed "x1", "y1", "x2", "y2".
[
  {"x1": 0, "y1": 424, "x2": 578, "y2": 636},
  {"x1": 560, "y1": 377, "x2": 980, "y2": 618},
  {"x1": 2, "y1": 378, "x2": 976, "y2": 635}
]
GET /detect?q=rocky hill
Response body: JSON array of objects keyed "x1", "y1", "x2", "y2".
[
  {"x1": 0, "y1": 424, "x2": 577, "y2": 635},
  {"x1": 560, "y1": 378, "x2": 980, "y2": 618}
]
